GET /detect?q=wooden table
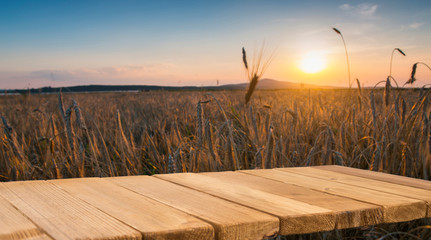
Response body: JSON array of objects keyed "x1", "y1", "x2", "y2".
[{"x1": 1, "y1": 165, "x2": 430, "y2": 240}]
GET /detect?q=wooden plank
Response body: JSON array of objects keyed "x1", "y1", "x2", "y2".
[
  {"x1": 282, "y1": 167, "x2": 431, "y2": 217},
  {"x1": 20, "y1": 235, "x2": 52, "y2": 240},
  {"x1": 109, "y1": 175, "x2": 279, "y2": 240},
  {"x1": 0, "y1": 181, "x2": 141, "y2": 240},
  {"x1": 157, "y1": 173, "x2": 336, "y2": 235},
  {"x1": 0, "y1": 195, "x2": 51, "y2": 240},
  {"x1": 200, "y1": 171, "x2": 382, "y2": 229},
  {"x1": 315, "y1": 165, "x2": 431, "y2": 191},
  {"x1": 50, "y1": 177, "x2": 214, "y2": 240},
  {"x1": 242, "y1": 169, "x2": 426, "y2": 223}
]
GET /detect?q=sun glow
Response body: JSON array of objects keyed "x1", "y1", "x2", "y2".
[{"x1": 299, "y1": 53, "x2": 327, "y2": 74}]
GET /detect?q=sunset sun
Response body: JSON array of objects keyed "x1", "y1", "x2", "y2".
[{"x1": 299, "y1": 53, "x2": 327, "y2": 74}]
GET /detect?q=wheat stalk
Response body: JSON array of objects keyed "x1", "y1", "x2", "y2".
[
  {"x1": 168, "y1": 154, "x2": 175, "y2": 173},
  {"x1": 224, "y1": 129, "x2": 234, "y2": 169},
  {"x1": 332, "y1": 27, "x2": 351, "y2": 88},
  {"x1": 370, "y1": 91, "x2": 377, "y2": 132},
  {"x1": 58, "y1": 91, "x2": 65, "y2": 120},
  {"x1": 389, "y1": 48, "x2": 406, "y2": 77},
  {"x1": 205, "y1": 119, "x2": 218, "y2": 169},
  {"x1": 1, "y1": 114, "x2": 25, "y2": 162},
  {"x1": 401, "y1": 98, "x2": 407, "y2": 124},
  {"x1": 64, "y1": 107, "x2": 74, "y2": 151},
  {"x1": 64, "y1": 106, "x2": 80, "y2": 175},
  {"x1": 117, "y1": 110, "x2": 131, "y2": 152},
  {"x1": 196, "y1": 101, "x2": 203, "y2": 146},
  {"x1": 356, "y1": 78, "x2": 362, "y2": 95},
  {"x1": 370, "y1": 144, "x2": 381, "y2": 171},
  {"x1": 242, "y1": 47, "x2": 248, "y2": 70},
  {"x1": 384, "y1": 77, "x2": 392, "y2": 106},
  {"x1": 249, "y1": 105, "x2": 259, "y2": 145},
  {"x1": 72, "y1": 99, "x2": 86, "y2": 130},
  {"x1": 1, "y1": 114, "x2": 13, "y2": 139},
  {"x1": 242, "y1": 45, "x2": 274, "y2": 104},
  {"x1": 405, "y1": 62, "x2": 431, "y2": 86},
  {"x1": 173, "y1": 147, "x2": 182, "y2": 173},
  {"x1": 264, "y1": 123, "x2": 274, "y2": 169},
  {"x1": 245, "y1": 74, "x2": 259, "y2": 105}
]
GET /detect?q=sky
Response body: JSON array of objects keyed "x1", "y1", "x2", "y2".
[{"x1": 0, "y1": 0, "x2": 430, "y2": 89}]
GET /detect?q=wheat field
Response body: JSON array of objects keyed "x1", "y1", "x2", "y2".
[
  {"x1": 1, "y1": 88, "x2": 431, "y2": 239},
  {"x1": 0, "y1": 88, "x2": 429, "y2": 180}
]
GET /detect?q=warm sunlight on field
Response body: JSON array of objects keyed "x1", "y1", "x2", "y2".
[{"x1": 0, "y1": 88, "x2": 428, "y2": 181}]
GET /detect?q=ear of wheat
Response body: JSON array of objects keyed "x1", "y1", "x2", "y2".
[
  {"x1": 384, "y1": 77, "x2": 391, "y2": 106},
  {"x1": 332, "y1": 27, "x2": 351, "y2": 88},
  {"x1": 242, "y1": 45, "x2": 274, "y2": 104},
  {"x1": 390, "y1": 48, "x2": 406, "y2": 77},
  {"x1": 408, "y1": 63, "x2": 418, "y2": 84},
  {"x1": 242, "y1": 47, "x2": 248, "y2": 70},
  {"x1": 405, "y1": 62, "x2": 431, "y2": 85},
  {"x1": 245, "y1": 74, "x2": 259, "y2": 105},
  {"x1": 332, "y1": 27, "x2": 341, "y2": 34},
  {"x1": 356, "y1": 78, "x2": 362, "y2": 95}
]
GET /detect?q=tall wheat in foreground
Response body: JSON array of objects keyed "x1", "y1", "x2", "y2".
[
  {"x1": 389, "y1": 48, "x2": 406, "y2": 77},
  {"x1": 242, "y1": 46, "x2": 274, "y2": 104},
  {"x1": 405, "y1": 62, "x2": 431, "y2": 85},
  {"x1": 332, "y1": 27, "x2": 351, "y2": 88}
]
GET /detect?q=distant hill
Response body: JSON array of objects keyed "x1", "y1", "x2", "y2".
[
  {"x1": 2, "y1": 78, "x2": 336, "y2": 94},
  {"x1": 224, "y1": 78, "x2": 334, "y2": 90},
  {"x1": 221, "y1": 78, "x2": 294, "y2": 90}
]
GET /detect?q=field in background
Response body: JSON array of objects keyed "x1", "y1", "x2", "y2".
[{"x1": 0, "y1": 88, "x2": 429, "y2": 181}]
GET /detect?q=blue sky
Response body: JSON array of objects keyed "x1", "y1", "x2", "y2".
[{"x1": 0, "y1": 0, "x2": 430, "y2": 89}]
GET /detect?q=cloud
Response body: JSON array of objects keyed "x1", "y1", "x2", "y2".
[
  {"x1": 400, "y1": 22, "x2": 425, "y2": 31},
  {"x1": 300, "y1": 27, "x2": 328, "y2": 36},
  {"x1": 409, "y1": 22, "x2": 424, "y2": 29},
  {"x1": 339, "y1": 4, "x2": 352, "y2": 11},
  {"x1": 0, "y1": 64, "x2": 178, "y2": 89},
  {"x1": 340, "y1": 3, "x2": 378, "y2": 17},
  {"x1": 30, "y1": 64, "x2": 173, "y2": 80}
]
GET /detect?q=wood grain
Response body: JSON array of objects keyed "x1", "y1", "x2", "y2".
[
  {"x1": 19, "y1": 235, "x2": 52, "y2": 240},
  {"x1": 109, "y1": 175, "x2": 279, "y2": 240},
  {"x1": 282, "y1": 167, "x2": 431, "y2": 217},
  {"x1": 315, "y1": 165, "x2": 431, "y2": 191},
  {"x1": 157, "y1": 172, "x2": 336, "y2": 234},
  {"x1": 1, "y1": 167, "x2": 430, "y2": 238},
  {"x1": 0, "y1": 194, "x2": 51, "y2": 240},
  {"x1": 50, "y1": 177, "x2": 214, "y2": 240},
  {"x1": 0, "y1": 180, "x2": 141, "y2": 240},
  {"x1": 200, "y1": 171, "x2": 382, "y2": 229},
  {"x1": 242, "y1": 169, "x2": 426, "y2": 223}
]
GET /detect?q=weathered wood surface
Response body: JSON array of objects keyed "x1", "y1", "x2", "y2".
[
  {"x1": 315, "y1": 165, "x2": 431, "y2": 191},
  {"x1": 242, "y1": 168, "x2": 427, "y2": 223},
  {"x1": 199, "y1": 171, "x2": 382, "y2": 229},
  {"x1": 0, "y1": 166, "x2": 430, "y2": 240},
  {"x1": 0, "y1": 181, "x2": 141, "y2": 240},
  {"x1": 110, "y1": 175, "x2": 279, "y2": 240},
  {"x1": 282, "y1": 167, "x2": 431, "y2": 217},
  {"x1": 157, "y1": 172, "x2": 335, "y2": 235},
  {"x1": 50, "y1": 177, "x2": 214, "y2": 240},
  {"x1": 0, "y1": 195, "x2": 51, "y2": 240}
]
